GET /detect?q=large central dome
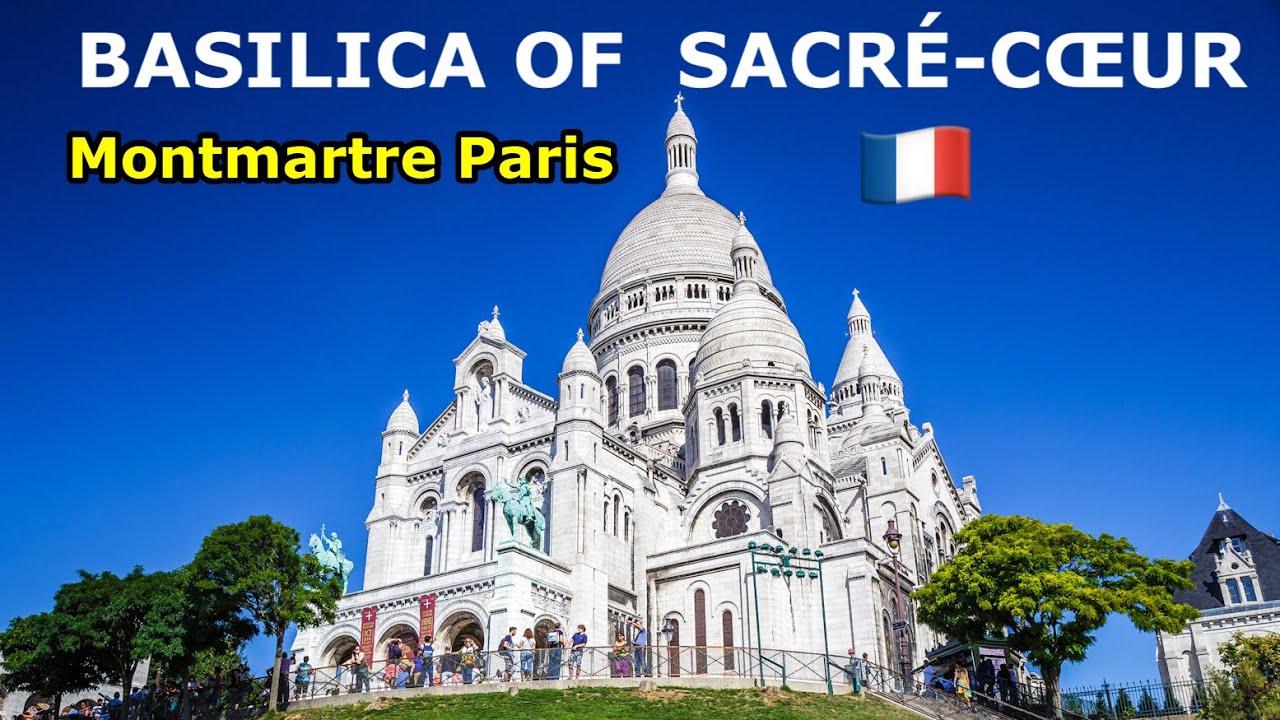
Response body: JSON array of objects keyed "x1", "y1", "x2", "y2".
[
  {"x1": 596, "y1": 101, "x2": 772, "y2": 292},
  {"x1": 599, "y1": 189, "x2": 763, "y2": 290}
]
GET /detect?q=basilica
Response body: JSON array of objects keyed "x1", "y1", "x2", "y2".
[{"x1": 291, "y1": 98, "x2": 982, "y2": 675}]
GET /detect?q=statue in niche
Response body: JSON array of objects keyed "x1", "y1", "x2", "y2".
[{"x1": 476, "y1": 375, "x2": 493, "y2": 430}]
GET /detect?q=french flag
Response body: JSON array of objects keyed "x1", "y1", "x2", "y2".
[{"x1": 861, "y1": 127, "x2": 971, "y2": 204}]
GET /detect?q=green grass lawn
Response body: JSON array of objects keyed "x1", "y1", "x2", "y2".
[{"x1": 286, "y1": 686, "x2": 920, "y2": 720}]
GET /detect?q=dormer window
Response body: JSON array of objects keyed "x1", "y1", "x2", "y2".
[
  {"x1": 1242, "y1": 577, "x2": 1258, "y2": 602},
  {"x1": 1227, "y1": 579, "x2": 1243, "y2": 604},
  {"x1": 1218, "y1": 536, "x2": 1247, "y2": 555}
]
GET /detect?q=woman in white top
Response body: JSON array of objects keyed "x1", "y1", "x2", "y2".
[{"x1": 518, "y1": 628, "x2": 536, "y2": 681}]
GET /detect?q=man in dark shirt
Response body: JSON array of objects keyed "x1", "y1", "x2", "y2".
[{"x1": 499, "y1": 627, "x2": 516, "y2": 681}]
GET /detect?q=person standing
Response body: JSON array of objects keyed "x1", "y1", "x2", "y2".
[
  {"x1": 630, "y1": 619, "x2": 650, "y2": 677},
  {"x1": 276, "y1": 653, "x2": 293, "y2": 705},
  {"x1": 568, "y1": 625, "x2": 588, "y2": 679},
  {"x1": 518, "y1": 629, "x2": 536, "y2": 681},
  {"x1": 294, "y1": 657, "x2": 312, "y2": 700},
  {"x1": 977, "y1": 656, "x2": 996, "y2": 697},
  {"x1": 350, "y1": 647, "x2": 370, "y2": 693},
  {"x1": 420, "y1": 636, "x2": 435, "y2": 687},
  {"x1": 953, "y1": 662, "x2": 972, "y2": 704},
  {"x1": 611, "y1": 633, "x2": 631, "y2": 677},
  {"x1": 545, "y1": 623, "x2": 565, "y2": 680},
  {"x1": 499, "y1": 627, "x2": 516, "y2": 682},
  {"x1": 459, "y1": 637, "x2": 480, "y2": 684}
]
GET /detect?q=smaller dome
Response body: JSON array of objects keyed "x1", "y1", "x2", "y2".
[
  {"x1": 773, "y1": 408, "x2": 804, "y2": 450},
  {"x1": 561, "y1": 329, "x2": 598, "y2": 376},
  {"x1": 848, "y1": 288, "x2": 870, "y2": 321},
  {"x1": 478, "y1": 306, "x2": 505, "y2": 341},
  {"x1": 730, "y1": 212, "x2": 761, "y2": 254},
  {"x1": 386, "y1": 389, "x2": 419, "y2": 433},
  {"x1": 694, "y1": 282, "x2": 810, "y2": 381}
]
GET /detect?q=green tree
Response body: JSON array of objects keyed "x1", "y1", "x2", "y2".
[
  {"x1": 1202, "y1": 633, "x2": 1280, "y2": 720},
  {"x1": 1161, "y1": 685, "x2": 1183, "y2": 714},
  {"x1": 1113, "y1": 687, "x2": 1135, "y2": 719},
  {"x1": 1135, "y1": 688, "x2": 1157, "y2": 716},
  {"x1": 911, "y1": 515, "x2": 1199, "y2": 718},
  {"x1": 189, "y1": 516, "x2": 341, "y2": 710},
  {"x1": 0, "y1": 612, "x2": 101, "y2": 714}
]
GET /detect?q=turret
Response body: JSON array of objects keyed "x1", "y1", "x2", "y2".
[
  {"x1": 381, "y1": 389, "x2": 419, "y2": 464},
  {"x1": 831, "y1": 289, "x2": 905, "y2": 419},
  {"x1": 664, "y1": 93, "x2": 700, "y2": 193},
  {"x1": 558, "y1": 329, "x2": 603, "y2": 424}
]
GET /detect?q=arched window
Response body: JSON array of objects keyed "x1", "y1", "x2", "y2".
[
  {"x1": 579, "y1": 383, "x2": 585, "y2": 399},
  {"x1": 613, "y1": 494, "x2": 621, "y2": 536},
  {"x1": 881, "y1": 457, "x2": 888, "y2": 475},
  {"x1": 422, "y1": 498, "x2": 438, "y2": 576},
  {"x1": 623, "y1": 511, "x2": 630, "y2": 541},
  {"x1": 712, "y1": 500, "x2": 751, "y2": 538},
  {"x1": 714, "y1": 408, "x2": 726, "y2": 445},
  {"x1": 694, "y1": 589, "x2": 708, "y2": 674},
  {"x1": 722, "y1": 610, "x2": 736, "y2": 670},
  {"x1": 729, "y1": 404, "x2": 741, "y2": 442},
  {"x1": 657, "y1": 360, "x2": 678, "y2": 410},
  {"x1": 628, "y1": 366, "x2": 646, "y2": 416},
  {"x1": 606, "y1": 377, "x2": 619, "y2": 425},
  {"x1": 471, "y1": 483, "x2": 487, "y2": 552},
  {"x1": 760, "y1": 401, "x2": 773, "y2": 438}
]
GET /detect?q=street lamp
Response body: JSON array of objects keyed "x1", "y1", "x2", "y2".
[
  {"x1": 882, "y1": 518, "x2": 912, "y2": 687},
  {"x1": 744, "y1": 540, "x2": 834, "y2": 694}
]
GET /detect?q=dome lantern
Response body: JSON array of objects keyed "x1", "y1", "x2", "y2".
[{"x1": 665, "y1": 92, "x2": 700, "y2": 194}]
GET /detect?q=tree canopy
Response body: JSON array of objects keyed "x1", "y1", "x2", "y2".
[
  {"x1": 189, "y1": 515, "x2": 341, "y2": 708},
  {"x1": 912, "y1": 514, "x2": 1199, "y2": 716},
  {"x1": 1203, "y1": 632, "x2": 1280, "y2": 720}
]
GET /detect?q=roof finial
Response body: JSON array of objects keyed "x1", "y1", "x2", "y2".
[
  {"x1": 1217, "y1": 492, "x2": 1230, "y2": 511},
  {"x1": 674, "y1": 92, "x2": 685, "y2": 111},
  {"x1": 492, "y1": 305, "x2": 500, "y2": 320},
  {"x1": 738, "y1": 210, "x2": 746, "y2": 226},
  {"x1": 576, "y1": 328, "x2": 584, "y2": 342},
  {"x1": 402, "y1": 389, "x2": 410, "y2": 402},
  {"x1": 853, "y1": 288, "x2": 860, "y2": 299}
]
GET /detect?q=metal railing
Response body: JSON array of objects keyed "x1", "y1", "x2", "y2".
[
  {"x1": 273, "y1": 644, "x2": 1071, "y2": 720},
  {"x1": 1060, "y1": 679, "x2": 1204, "y2": 718}
]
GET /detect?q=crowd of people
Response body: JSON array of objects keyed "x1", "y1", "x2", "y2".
[
  {"x1": 269, "y1": 618, "x2": 657, "y2": 698},
  {"x1": 845, "y1": 650, "x2": 1026, "y2": 709},
  {"x1": 14, "y1": 665, "x2": 268, "y2": 720}
]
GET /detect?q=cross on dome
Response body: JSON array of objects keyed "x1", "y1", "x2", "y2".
[
  {"x1": 674, "y1": 92, "x2": 685, "y2": 111},
  {"x1": 576, "y1": 328, "x2": 584, "y2": 342},
  {"x1": 492, "y1": 305, "x2": 500, "y2": 320},
  {"x1": 402, "y1": 389, "x2": 410, "y2": 402},
  {"x1": 738, "y1": 211, "x2": 746, "y2": 226}
]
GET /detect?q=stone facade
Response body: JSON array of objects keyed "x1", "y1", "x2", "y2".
[
  {"x1": 1156, "y1": 496, "x2": 1280, "y2": 685},
  {"x1": 292, "y1": 99, "x2": 982, "y2": 673}
]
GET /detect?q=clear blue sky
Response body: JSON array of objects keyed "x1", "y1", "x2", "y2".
[{"x1": 2, "y1": 0, "x2": 1277, "y2": 691}]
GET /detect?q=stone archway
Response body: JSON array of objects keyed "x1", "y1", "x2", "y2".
[
  {"x1": 436, "y1": 611, "x2": 485, "y2": 652},
  {"x1": 321, "y1": 633, "x2": 360, "y2": 669},
  {"x1": 375, "y1": 623, "x2": 419, "y2": 664}
]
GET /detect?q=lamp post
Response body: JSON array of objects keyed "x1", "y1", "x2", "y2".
[
  {"x1": 744, "y1": 540, "x2": 833, "y2": 694},
  {"x1": 660, "y1": 619, "x2": 676, "y2": 677},
  {"x1": 882, "y1": 518, "x2": 912, "y2": 688}
]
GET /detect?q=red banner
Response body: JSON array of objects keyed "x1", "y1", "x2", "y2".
[
  {"x1": 359, "y1": 605, "x2": 378, "y2": 667},
  {"x1": 419, "y1": 593, "x2": 437, "y2": 642}
]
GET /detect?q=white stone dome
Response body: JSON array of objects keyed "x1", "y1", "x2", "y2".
[
  {"x1": 694, "y1": 283, "x2": 809, "y2": 381},
  {"x1": 667, "y1": 108, "x2": 696, "y2": 140},
  {"x1": 561, "y1": 329, "x2": 598, "y2": 375},
  {"x1": 386, "y1": 390, "x2": 418, "y2": 433},
  {"x1": 599, "y1": 190, "x2": 775, "y2": 291}
]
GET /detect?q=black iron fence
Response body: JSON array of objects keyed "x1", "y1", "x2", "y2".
[{"x1": 1060, "y1": 679, "x2": 1204, "y2": 718}]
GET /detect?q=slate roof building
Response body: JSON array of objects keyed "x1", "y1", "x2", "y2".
[{"x1": 1156, "y1": 494, "x2": 1280, "y2": 685}]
